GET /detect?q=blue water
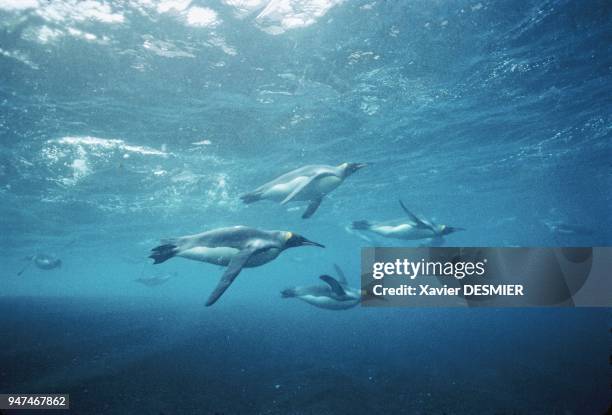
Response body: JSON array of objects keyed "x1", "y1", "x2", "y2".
[{"x1": 0, "y1": 0, "x2": 610, "y2": 413}]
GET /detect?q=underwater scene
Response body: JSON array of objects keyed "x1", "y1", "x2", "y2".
[{"x1": 0, "y1": 0, "x2": 611, "y2": 413}]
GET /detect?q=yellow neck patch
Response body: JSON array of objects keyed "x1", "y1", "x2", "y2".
[{"x1": 285, "y1": 232, "x2": 293, "y2": 241}]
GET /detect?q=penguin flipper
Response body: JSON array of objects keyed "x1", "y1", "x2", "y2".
[
  {"x1": 319, "y1": 275, "x2": 347, "y2": 297},
  {"x1": 205, "y1": 248, "x2": 256, "y2": 306},
  {"x1": 398, "y1": 200, "x2": 434, "y2": 230},
  {"x1": 302, "y1": 198, "x2": 322, "y2": 219},
  {"x1": 281, "y1": 173, "x2": 334, "y2": 205},
  {"x1": 333, "y1": 264, "x2": 348, "y2": 285}
]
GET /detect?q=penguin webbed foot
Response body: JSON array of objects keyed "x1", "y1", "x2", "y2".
[
  {"x1": 281, "y1": 288, "x2": 297, "y2": 298},
  {"x1": 240, "y1": 192, "x2": 261, "y2": 204},
  {"x1": 149, "y1": 244, "x2": 178, "y2": 264}
]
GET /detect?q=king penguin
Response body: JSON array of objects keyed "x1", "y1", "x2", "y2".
[
  {"x1": 351, "y1": 200, "x2": 464, "y2": 243},
  {"x1": 240, "y1": 163, "x2": 366, "y2": 218},
  {"x1": 149, "y1": 226, "x2": 324, "y2": 306},
  {"x1": 281, "y1": 264, "x2": 382, "y2": 310},
  {"x1": 17, "y1": 254, "x2": 62, "y2": 276}
]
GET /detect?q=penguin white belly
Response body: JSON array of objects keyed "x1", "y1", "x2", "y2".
[
  {"x1": 371, "y1": 224, "x2": 435, "y2": 240},
  {"x1": 178, "y1": 246, "x2": 281, "y2": 268},
  {"x1": 262, "y1": 175, "x2": 342, "y2": 202},
  {"x1": 178, "y1": 247, "x2": 239, "y2": 265},
  {"x1": 298, "y1": 295, "x2": 360, "y2": 310},
  {"x1": 262, "y1": 177, "x2": 309, "y2": 201},
  {"x1": 300, "y1": 175, "x2": 342, "y2": 199},
  {"x1": 245, "y1": 248, "x2": 281, "y2": 267}
]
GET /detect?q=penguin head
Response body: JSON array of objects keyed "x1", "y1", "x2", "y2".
[
  {"x1": 283, "y1": 232, "x2": 325, "y2": 249},
  {"x1": 438, "y1": 225, "x2": 465, "y2": 236},
  {"x1": 340, "y1": 162, "x2": 367, "y2": 177}
]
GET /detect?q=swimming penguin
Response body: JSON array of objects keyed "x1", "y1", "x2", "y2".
[
  {"x1": 281, "y1": 264, "x2": 380, "y2": 310},
  {"x1": 149, "y1": 226, "x2": 324, "y2": 306},
  {"x1": 17, "y1": 254, "x2": 62, "y2": 276},
  {"x1": 541, "y1": 219, "x2": 594, "y2": 236},
  {"x1": 241, "y1": 163, "x2": 367, "y2": 218},
  {"x1": 351, "y1": 200, "x2": 464, "y2": 243}
]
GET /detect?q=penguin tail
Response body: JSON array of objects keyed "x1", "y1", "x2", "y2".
[
  {"x1": 240, "y1": 191, "x2": 261, "y2": 204},
  {"x1": 352, "y1": 220, "x2": 371, "y2": 230},
  {"x1": 149, "y1": 244, "x2": 178, "y2": 264},
  {"x1": 281, "y1": 288, "x2": 297, "y2": 298}
]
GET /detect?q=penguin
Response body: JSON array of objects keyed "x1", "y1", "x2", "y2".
[
  {"x1": 541, "y1": 219, "x2": 594, "y2": 236},
  {"x1": 351, "y1": 200, "x2": 464, "y2": 243},
  {"x1": 17, "y1": 239, "x2": 75, "y2": 276},
  {"x1": 149, "y1": 226, "x2": 324, "y2": 306},
  {"x1": 240, "y1": 163, "x2": 367, "y2": 218},
  {"x1": 31, "y1": 254, "x2": 62, "y2": 270},
  {"x1": 17, "y1": 254, "x2": 62, "y2": 276},
  {"x1": 281, "y1": 264, "x2": 380, "y2": 310}
]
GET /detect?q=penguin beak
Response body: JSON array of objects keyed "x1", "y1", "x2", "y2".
[
  {"x1": 287, "y1": 233, "x2": 325, "y2": 249},
  {"x1": 301, "y1": 238, "x2": 325, "y2": 248},
  {"x1": 448, "y1": 227, "x2": 465, "y2": 233},
  {"x1": 354, "y1": 163, "x2": 367, "y2": 170}
]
